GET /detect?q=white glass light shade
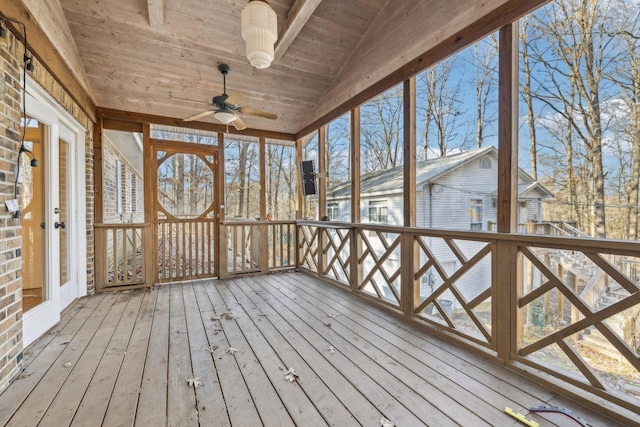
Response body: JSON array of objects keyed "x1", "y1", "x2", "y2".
[
  {"x1": 214, "y1": 111, "x2": 236, "y2": 124},
  {"x1": 241, "y1": 0, "x2": 278, "y2": 69}
]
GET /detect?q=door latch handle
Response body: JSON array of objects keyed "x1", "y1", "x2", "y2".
[{"x1": 55, "y1": 221, "x2": 66, "y2": 229}]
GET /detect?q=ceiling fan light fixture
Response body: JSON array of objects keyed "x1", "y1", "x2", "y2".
[
  {"x1": 214, "y1": 110, "x2": 236, "y2": 124},
  {"x1": 241, "y1": 0, "x2": 277, "y2": 69}
]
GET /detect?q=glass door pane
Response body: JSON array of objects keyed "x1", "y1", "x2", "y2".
[{"x1": 20, "y1": 115, "x2": 46, "y2": 312}]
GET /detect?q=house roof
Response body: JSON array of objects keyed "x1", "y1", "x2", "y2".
[{"x1": 327, "y1": 146, "x2": 553, "y2": 199}]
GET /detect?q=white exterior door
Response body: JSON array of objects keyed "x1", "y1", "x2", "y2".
[{"x1": 22, "y1": 79, "x2": 87, "y2": 346}]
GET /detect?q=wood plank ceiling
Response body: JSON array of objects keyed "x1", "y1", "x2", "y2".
[
  {"x1": 58, "y1": 0, "x2": 389, "y2": 135},
  {"x1": 55, "y1": 0, "x2": 536, "y2": 135}
]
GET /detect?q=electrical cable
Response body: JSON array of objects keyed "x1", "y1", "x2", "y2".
[{"x1": 0, "y1": 12, "x2": 31, "y2": 204}]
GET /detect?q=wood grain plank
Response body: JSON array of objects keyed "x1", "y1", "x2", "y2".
[
  {"x1": 264, "y1": 273, "x2": 534, "y2": 426},
  {"x1": 247, "y1": 275, "x2": 485, "y2": 426},
  {"x1": 5, "y1": 293, "x2": 120, "y2": 427},
  {"x1": 135, "y1": 286, "x2": 170, "y2": 427},
  {"x1": 69, "y1": 290, "x2": 147, "y2": 426},
  {"x1": 166, "y1": 285, "x2": 198, "y2": 427},
  {"x1": 40, "y1": 293, "x2": 139, "y2": 426},
  {"x1": 207, "y1": 281, "x2": 329, "y2": 426},
  {"x1": 233, "y1": 277, "x2": 423, "y2": 426},
  {"x1": 101, "y1": 289, "x2": 158, "y2": 427},
  {"x1": 0, "y1": 294, "x2": 107, "y2": 426},
  {"x1": 182, "y1": 283, "x2": 234, "y2": 427}
]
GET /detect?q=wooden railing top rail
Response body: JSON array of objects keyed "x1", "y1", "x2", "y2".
[
  {"x1": 222, "y1": 220, "x2": 296, "y2": 226},
  {"x1": 154, "y1": 218, "x2": 217, "y2": 224},
  {"x1": 94, "y1": 223, "x2": 152, "y2": 229},
  {"x1": 297, "y1": 221, "x2": 640, "y2": 254}
]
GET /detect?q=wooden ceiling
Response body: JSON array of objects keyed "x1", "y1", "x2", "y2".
[{"x1": 18, "y1": 0, "x2": 545, "y2": 136}]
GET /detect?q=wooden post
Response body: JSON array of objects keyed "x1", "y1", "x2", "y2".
[
  {"x1": 318, "y1": 125, "x2": 327, "y2": 276},
  {"x1": 259, "y1": 137, "x2": 269, "y2": 272},
  {"x1": 218, "y1": 133, "x2": 227, "y2": 278},
  {"x1": 295, "y1": 138, "x2": 303, "y2": 268},
  {"x1": 401, "y1": 77, "x2": 418, "y2": 317},
  {"x1": 495, "y1": 22, "x2": 519, "y2": 363},
  {"x1": 142, "y1": 123, "x2": 156, "y2": 286},
  {"x1": 350, "y1": 107, "x2": 361, "y2": 293}
]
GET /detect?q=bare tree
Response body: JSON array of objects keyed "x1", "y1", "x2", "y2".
[
  {"x1": 527, "y1": 0, "x2": 613, "y2": 238},
  {"x1": 361, "y1": 85, "x2": 404, "y2": 172},
  {"x1": 472, "y1": 34, "x2": 499, "y2": 149},
  {"x1": 417, "y1": 60, "x2": 463, "y2": 159}
]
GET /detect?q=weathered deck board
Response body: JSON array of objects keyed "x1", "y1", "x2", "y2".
[
  {"x1": 100, "y1": 288, "x2": 157, "y2": 427},
  {"x1": 0, "y1": 273, "x2": 627, "y2": 427}
]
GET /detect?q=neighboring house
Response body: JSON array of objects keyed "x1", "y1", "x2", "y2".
[{"x1": 326, "y1": 146, "x2": 553, "y2": 306}]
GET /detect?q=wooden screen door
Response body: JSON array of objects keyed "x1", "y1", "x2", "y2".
[
  {"x1": 151, "y1": 139, "x2": 219, "y2": 282},
  {"x1": 21, "y1": 82, "x2": 86, "y2": 346}
]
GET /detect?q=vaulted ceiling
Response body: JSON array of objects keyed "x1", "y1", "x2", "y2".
[{"x1": 15, "y1": 0, "x2": 545, "y2": 137}]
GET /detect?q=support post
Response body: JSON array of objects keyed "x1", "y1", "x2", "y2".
[
  {"x1": 295, "y1": 138, "x2": 303, "y2": 268},
  {"x1": 318, "y1": 125, "x2": 327, "y2": 276},
  {"x1": 218, "y1": 133, "x2": 227, "y2": 278},
  {"x1": 496, "y1": 22, "x2": 519, "y2": 363},
  {"x1": 259, "y1": 137, "x2": 269, "y2": 272},
  {"x1": 401, "y1": 77, "x2": 418, "y2": 316},
  {"x1": 350, "y1": 107, "x2": 361, "y2": 292},
  {"x1": 142, "y1": 123, "x2": 156, "y2": 286}
]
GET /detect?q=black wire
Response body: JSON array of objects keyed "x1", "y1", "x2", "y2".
[{"x1": 1, "y1": 13, "x2": 30, "y2": 202}]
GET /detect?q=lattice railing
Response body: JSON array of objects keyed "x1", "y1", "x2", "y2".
[
  {"x1": 357, "y1": 228, "x2": 402, "y2": 307},
  {"x1": 412, "y1": 234, "x2": 494, "y2": 347},
  {"x1": 321, "y1": 226, "x2": 351, "y2": 287},
  {"x1": 298, "y1": 224, "x2": 319, "y2": 273},
  {"x1": 515, "y1": 241, "x2": 640, "y2": 411}
]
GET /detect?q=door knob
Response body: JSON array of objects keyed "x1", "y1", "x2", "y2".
[{"x1": 54, "y1": 221, "x2": 66, "y2": 229}]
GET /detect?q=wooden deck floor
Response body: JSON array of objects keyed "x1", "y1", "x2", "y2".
[{"x1": 0, "y1": 272, "x2": 625, "y2": 426}]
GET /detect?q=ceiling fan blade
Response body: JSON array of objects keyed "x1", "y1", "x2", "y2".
[
  {"x1": 225, "y1": 94, "x2": 245, "y2": 106},
  {"x1": 232, "y1": 115, "x2": 247, "y2": 131},
  {"x1": 184, "y1": 110, "x2": 215, "y2": 121},
  {"x1": 239, "y1": 107, "x2": 278, "y2": 120}
]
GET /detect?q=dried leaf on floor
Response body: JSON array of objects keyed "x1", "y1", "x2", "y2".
[
  {"x1": 60, "y1": 341, "x2": 70, "y2": 345},
  {"x1": 221, "y1": 310, "x2": 234, "y2": 320},
  {"x1": 205, "y1": 344, "x2": 218, "y2": 353},
  {"x1": 16, "y1": 372, "x2": 32, "y2": 380},
  {"x1": 324, "y1": 322, "x2": 331, "y2": 327},
  {"x1": 284, "y1": 367, "x2": 299, "y2": 383},
  {"x1": 226, "y1": 347, "x2": 238, "y2": 355},
  {"x1": 328, "y1": 346, "x2": 336, "y2": 354},
  {"x1": 186, "y1": 377, "x2": 204, "y2": 389},
  {"x1": 211, "y1": 313, "x2": 222, "y2": 321},
  {"x1": 380, "y1": 416, "x2": 394, "y2": 427},
  {"x1": 63, "y1": 362, "x2": 73, "y2": 368},
  {"x1": 328, "y1": 313, "x2": 341, "y2": 318}
]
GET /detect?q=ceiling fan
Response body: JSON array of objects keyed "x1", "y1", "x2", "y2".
[{"x1": 183, "y1": 64, "x2": 278, "y2": 130}]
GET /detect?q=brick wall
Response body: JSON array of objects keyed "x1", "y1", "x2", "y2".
[
  {"x1": 0, "y1": 28, "x2": 95, "y2": 392},
  {"x1": 0, "y1": 30, "x2": 27, "y2": 393},
  {"x1": 102, "y1": 137, "x2": 144, "y2": 224}
]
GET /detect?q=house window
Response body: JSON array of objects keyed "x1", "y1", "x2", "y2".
[
  {"x1": 480, "y1": 157, "x2": 492, "y2": 169},
  {"x1": 116, "y1": 160, "x2": 123, "y2": 214},
  {"x1": 470, "y1": 199, "x2": 483, "y2": 231},
  {"x1": 327, "y1": 203, "x2": 339, "y2": 221},
  {"x1": 131, "y1": 173, "x2": 137, "y2": 213},
  {"x1": 369, "y1": 200, "x2": 388, "y2": 223}
]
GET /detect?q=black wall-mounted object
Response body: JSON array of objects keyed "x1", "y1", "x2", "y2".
[{"x1": 300, "y1": 160, "x2": 317, "y2": 195}]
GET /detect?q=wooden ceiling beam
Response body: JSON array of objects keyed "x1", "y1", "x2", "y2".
[
  {"x1": 147, "y1": 0, "x2": 164, "y2": 29},
  {"x1": 96, "y1": 108, "x2": 297, "y2": 141},
  {"x1": 274, "y1": 0, "x2": 323, "y2": 61}
]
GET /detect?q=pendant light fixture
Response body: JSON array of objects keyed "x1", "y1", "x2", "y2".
[{"x1": 241, "y1": 0, "x2": 277, "y2": 69}]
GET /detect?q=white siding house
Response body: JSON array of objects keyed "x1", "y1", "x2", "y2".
[{"x1": 326, "y1": 146, "x2": 553, "y2": 309}]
